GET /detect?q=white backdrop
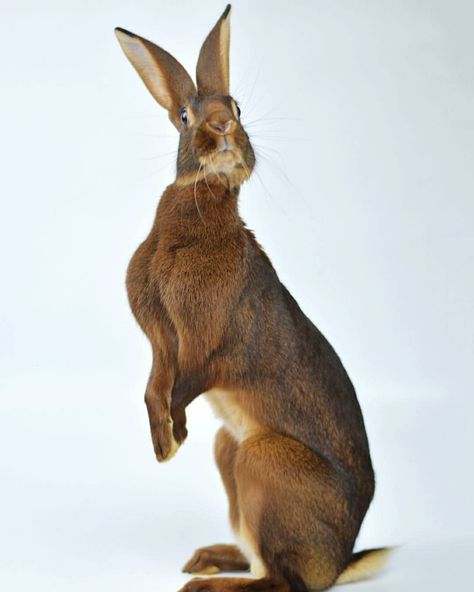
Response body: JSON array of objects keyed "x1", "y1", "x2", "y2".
[{"x1": 1, "y1": 1, "x2": 473, "y2": 590}]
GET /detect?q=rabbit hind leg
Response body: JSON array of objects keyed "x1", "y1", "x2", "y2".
[
  {"x1": 182, "y1": 427, "x2": 250, "y2": 575},
  {"x1": 181, "y1": 430, "x2": 343, "y2": 592},
  {"x1": 233, "y1": 431, "x2": 344, "y2": 592}
]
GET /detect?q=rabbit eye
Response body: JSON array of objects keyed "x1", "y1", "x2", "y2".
[
  {"x1": 236, "y1": 104, "x2": 241, "y2": 117},
  {"x1": 180, "y1": 108, "x2": 188, "y2": 125}
]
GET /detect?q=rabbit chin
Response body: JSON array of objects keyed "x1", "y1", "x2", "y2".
[{"x1": 201, "y1": 151, "x2": 252, "y2": 187}]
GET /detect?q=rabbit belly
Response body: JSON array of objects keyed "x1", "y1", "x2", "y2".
[{"x1": 205, "y1": 389, "x2": 261, "y2": 444}]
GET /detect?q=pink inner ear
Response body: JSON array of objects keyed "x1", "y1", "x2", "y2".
[{"x1": 115, "y1": 27, "x2": 196, "y2": 120}]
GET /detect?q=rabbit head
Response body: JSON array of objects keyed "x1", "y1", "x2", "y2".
[{"x1": 115, "y1": 5, "x2": 255, "y2": 189}]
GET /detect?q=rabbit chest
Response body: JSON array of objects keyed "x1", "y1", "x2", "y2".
[{"x1": 151, "y1": 221, "x2": 248, "y2": 366}]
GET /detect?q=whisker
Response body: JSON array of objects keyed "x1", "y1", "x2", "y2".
[
  {"x1": 139, "y1": 150, "x2": 178, "y2": 161},
  {"x1": 133, "y1": 132, "x2": 176, "y2": 139},
  {"x1": 194, "y1": 163, "x2": 205, "y2": 224},
  {"x1": 122, "y1": 113, "x2": 161, "y2": 119},
  {"x1": 252, "y1": 147, "x2": 313, "y2": 217},
  {"x1": 140, "y1": 157, "x2": 176, "y2": 180},
  {"x1": 249, "y1": 133, "x2": 310, "y2": 142},
  {"x1": 207, "y1": 157, "x2": 227, "y2": 190},
  {"x1": 244, "y1": 116, "x2": 301, "y2": 127},
  {"x1": 255, "y1": 167, "x2": 289, "y2": 216},
  {"x1": 253, "y1": 146, "x2": 292, "y2": 186},
  {"x1": 233, "y1": 59, "x2": 264, "y2": 121},
  {"x1": 204, "y1": 160, "x2": 219, "y2": 198},
  {"x1": 239, "y1": 158, "x2": 252, "y2": 184}
]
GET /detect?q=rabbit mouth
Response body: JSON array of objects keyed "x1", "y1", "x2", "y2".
[
  {"x1": 199, "y1": 150, "x2": 252, "y2": 186},
  {"x1": 201, "y1": 137, "x2": 242, "y2": 168},
  {"x1": 192, "y1": 128, "x2": 255, "y2": 185},
  {"x1": 219, "y1": 135, "x2": 234, "y2": 152},
  {"x1": 202, "y1": 150, "x2": 239, "y2": 172}
]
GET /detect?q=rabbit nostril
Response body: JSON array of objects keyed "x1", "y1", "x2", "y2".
[{"x1": 208, "y1": 120, "x2": 232, "y2": 135}]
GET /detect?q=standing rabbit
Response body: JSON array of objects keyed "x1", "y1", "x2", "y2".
[{"x1": 115, "y1": 5, "x2": 390, "y2": 591}]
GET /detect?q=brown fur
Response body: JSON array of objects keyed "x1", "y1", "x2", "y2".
[{"x1": 115, "y1": 5, "x2": 389, "y2": 591}]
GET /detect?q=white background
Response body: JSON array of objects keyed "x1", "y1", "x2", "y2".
[{"x1": 1, "y1": 0, "x2": 473, "y2": 590}]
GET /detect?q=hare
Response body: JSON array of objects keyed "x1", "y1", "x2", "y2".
[{"x1": 115, "y1": 5, "x2": 390, "y2": 591}]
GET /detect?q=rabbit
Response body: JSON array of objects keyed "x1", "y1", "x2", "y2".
[{"x1": 115, "y1": 5, "x2": 390, "y2": 592}]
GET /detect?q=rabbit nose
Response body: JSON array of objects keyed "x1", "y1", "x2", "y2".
[{"x1": 207, "y1": 120, "x2": 234, "y2": 135}]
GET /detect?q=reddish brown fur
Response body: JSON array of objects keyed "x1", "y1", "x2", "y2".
[{"x1": 116, "y1": 5, "x2": 384, "y2": 592}]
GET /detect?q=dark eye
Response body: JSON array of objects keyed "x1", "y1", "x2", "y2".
[
  {"x1": 236, "y1": 104, "x2": 241, "y2": 117},
  {"x1": 180, "y1": 108, "x2": 188, "y2": 125}
]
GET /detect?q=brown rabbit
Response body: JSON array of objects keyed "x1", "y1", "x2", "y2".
[{"x1": 115, "y1": 5, "x2": 390, "y2": 591}]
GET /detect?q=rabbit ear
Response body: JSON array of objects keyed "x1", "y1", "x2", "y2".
[
  {"x1": 196, "y1": 4, "x2": 231, "y2": 96},
  {"x1": 115, "y1": 28, "x2": 196, "y2": 127}
]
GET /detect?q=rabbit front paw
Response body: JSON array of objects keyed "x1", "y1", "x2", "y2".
[{"x1": 151, "y1": 416, "x2": 180, "y2": 462}]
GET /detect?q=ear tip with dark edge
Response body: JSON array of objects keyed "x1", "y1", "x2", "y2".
[
  {"x1": 114, "y1": 27, "x2": 135, "y2": 39},
  {"x1": 222, "y1": 4, "x2": 231, "y2": 19}
]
